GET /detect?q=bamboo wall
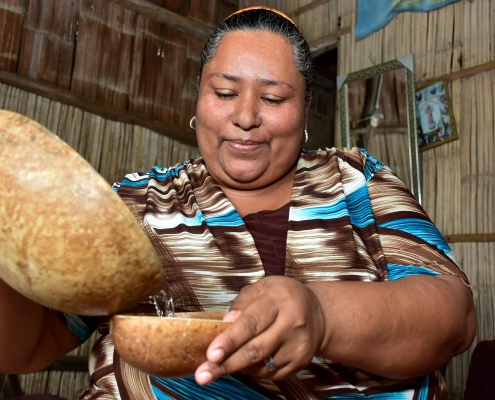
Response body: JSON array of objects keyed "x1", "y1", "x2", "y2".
[
  {"x1": 0, "y1": 84, "x2": 200, "y2": 184},
  {"x1": 336, "y1": 4, "x2": 495, "y2": 396},
  {"x1": 240, "y1": 0, "x2": 495, "y2": 398}
]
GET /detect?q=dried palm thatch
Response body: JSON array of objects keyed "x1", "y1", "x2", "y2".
[{"x1": 0, "y1": 83, "x2": 201, "y2": 184}]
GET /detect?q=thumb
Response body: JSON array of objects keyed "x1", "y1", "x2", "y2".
[{"x1": 223, "y1": 280, "x2": 265, "y2": 321}]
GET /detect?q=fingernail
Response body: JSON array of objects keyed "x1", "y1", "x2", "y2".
[
  {"x1": 208, "y1": 348, "x2": 224, "y2": 363},
  {"x1": 223, "y1": 310, "x2": 239, "y2": 322},
  {"x1": 197, "y1": 371, "x2": 212, "y2": 385}
]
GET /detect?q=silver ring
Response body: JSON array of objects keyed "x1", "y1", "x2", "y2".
[{"x1": 264, "y1": 355, "x2": 277, "y2": 372}]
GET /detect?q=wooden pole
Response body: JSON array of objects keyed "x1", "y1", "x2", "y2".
[
  {"x1": 417, "y1": 60, "x2": 495, "y2": 87},
  {"x1": 445, "y1": 233, "x2": 495, "y2": 243},
  {"x1": 288, "y1": 0, "x2": 333, "y2": 18},
  {"x1": 309, "y1": 26, "x2": 352, "y2": 57},
  {"x1": 0, "y1": 71, "x2": 198, "y2": 147}
]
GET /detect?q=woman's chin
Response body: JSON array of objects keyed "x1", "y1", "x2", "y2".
[
  {"x1": 225, "y1": 169, "x2": 265, "y2": 186},
  {"x1": 220, "y1": 160, "x2": 268, "y2": 186}
]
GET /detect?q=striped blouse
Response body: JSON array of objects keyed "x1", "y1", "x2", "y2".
[{"x1": 58, "y1": 147, "x2": 468, "y2": 399}]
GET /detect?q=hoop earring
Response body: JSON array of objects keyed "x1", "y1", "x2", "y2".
[
  {"x1": 304, "y1": 129, "x2": 309, "y2": 143},
  {"x1": 189, "y1": 116, "x2": 196, "y2": 130}
]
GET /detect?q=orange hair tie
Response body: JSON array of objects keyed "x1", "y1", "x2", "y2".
[{"x1": 223, "y1": 6, "x2": 301, "y2": 33}]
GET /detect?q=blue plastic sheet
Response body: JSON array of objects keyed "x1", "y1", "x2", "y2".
[{"x1": 355, "y1": 0, "x2": 459, "y2": 40}]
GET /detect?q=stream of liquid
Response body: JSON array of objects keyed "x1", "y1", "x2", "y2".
[{"x1": 151, "y1": 286, "x2": 175, "y2": 317}]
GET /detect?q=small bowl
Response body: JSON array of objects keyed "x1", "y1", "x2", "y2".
[{"x1": 110, "y1": 312, "x2": 231, "y2": 378}]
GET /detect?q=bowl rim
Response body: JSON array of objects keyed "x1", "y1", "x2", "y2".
[{"x1": 111, "y1": 311, "x2": 230, "y2": 323}]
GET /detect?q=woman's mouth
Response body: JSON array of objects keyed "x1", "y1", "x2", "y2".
[{"x1": 225, "y1": 140, "x2": 264, "y2": 152}]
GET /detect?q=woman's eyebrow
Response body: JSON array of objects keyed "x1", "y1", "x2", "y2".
[
  {"x1": 259, "y1": 78, "x2": 294, "y2": 91},
  {"x1": 209, "y1": 73, "x2": 294, "y2": 91},
  {"x1": 209, "y1": 73, "x2": 241, "y2": 83}
]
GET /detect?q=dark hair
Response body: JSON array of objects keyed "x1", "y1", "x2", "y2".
[{"x1": 194, "y1": 8, "x2": 315, "y2": 105}]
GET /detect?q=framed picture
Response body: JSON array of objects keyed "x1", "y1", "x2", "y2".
[{"x1": 415, "y1": 80, "x2": 458, "y2": 151}]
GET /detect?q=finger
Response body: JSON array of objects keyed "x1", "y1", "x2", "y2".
[
  {"x1": 236, "y1": 331, "x2": 316, "y2": 380},
  {"x1": 243, "y1": 359, "x2": 296, "y2": 381},
  {"x1": 243, "y1": 352, "x2": 315, "y2": 382},
  {"x1": 197, "y1": 337, "x2": 299, "y2": 385},
  {"x1": 196, "y1": 334, "x2": 284, "y2": 385},
  {"x1": 217, "y1": 326, "x2": 283, "y2": 375},
  {"x1": 206, "y1": 295, "x2": 279, "y2": 364},
  {"x1": 242, "y1": 353, "x2": 286, "y2": 377},
  {"x1": 198, "y1": 321, "x2": 286, "y2": 384}
]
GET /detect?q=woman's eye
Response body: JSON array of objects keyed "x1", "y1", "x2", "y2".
[
  {"x1": 214, "y1": 91, "x2": 236, "y2": 100},
  {"x1": 262, "y1": 97, "x2": 284, "y2": 105}
]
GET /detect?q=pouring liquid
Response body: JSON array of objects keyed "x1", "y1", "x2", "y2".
[{"x1": 151, "y1": 286, "x2": 175, "y2": 317}]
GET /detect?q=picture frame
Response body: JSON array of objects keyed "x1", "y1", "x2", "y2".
[
  {"x1": 415, "y1": 80, "x2": 458, "y2": 151},
  {"x1": 337, "y1": 54, "x2": 422, "y2": 203}
]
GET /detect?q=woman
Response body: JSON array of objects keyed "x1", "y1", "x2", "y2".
[{"x1": 0, "y1": 7, "x2": 476, "y2": 400}]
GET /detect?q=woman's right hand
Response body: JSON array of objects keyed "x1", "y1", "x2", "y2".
[{"x1": 194, "y1": 276, "x2": 325, "y2": 385}]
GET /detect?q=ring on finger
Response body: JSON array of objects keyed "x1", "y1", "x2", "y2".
[{"x1": 264, "y1": 355, "x2": 277, "y2": 372}]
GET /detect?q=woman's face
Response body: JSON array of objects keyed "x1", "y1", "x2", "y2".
[{"x1": 196, "y1": 30, "x2": 307, "y2": 190}]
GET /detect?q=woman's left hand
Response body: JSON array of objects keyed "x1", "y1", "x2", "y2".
[{"x1": 194, "y1": 276, "x2": 326, "y2": 385}]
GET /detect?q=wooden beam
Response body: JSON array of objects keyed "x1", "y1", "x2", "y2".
[
  {"x1": 116, "y1": 0, "x2": 349, "y2": 58},
  {"x1": 351, "y1": 126, "x2": 408, "y2": 136},
  {"x1": 0, "y1": 71, "x2": 198, "y2": 147},
  {"x1": 445, "y1": 233, "x2": 495, "y2": 243},
  {"x1": 309, "y1": 26, "x2": 351, "y2": 57},
  {"x1": 417, "y1": 60, "x2": 495, "y2": 88},
  {"x1": 288, "y1": 0, "x2": 332, "y2": 18},
  {"x1": 111, "y1": 0, "x2": 213, "y2": 42}
]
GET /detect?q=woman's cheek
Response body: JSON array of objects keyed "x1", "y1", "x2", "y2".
[
  {"x1": 199, "y1": 98, "x2": 232, "y2": 130},
  {"x1": 265, "y1": 107, "x2": 304, "y2": 137}
]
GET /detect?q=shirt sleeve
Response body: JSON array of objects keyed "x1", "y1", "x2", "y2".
[{"x1": 367, "y1": 164, "x2": 470, "y2": 287}]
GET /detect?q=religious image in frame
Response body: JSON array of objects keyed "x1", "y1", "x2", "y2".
[{"x1": 415, "y1": 80, "x2": 458, "y2": 151}]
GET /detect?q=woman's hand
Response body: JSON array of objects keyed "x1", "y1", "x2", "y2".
[{"x1": 194, "y1": 276, "x2": 326, "y2": 385}]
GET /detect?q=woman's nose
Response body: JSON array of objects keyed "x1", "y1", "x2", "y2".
[{"x1": 232, "y1": 93, "x2": 261, "y2": 130}]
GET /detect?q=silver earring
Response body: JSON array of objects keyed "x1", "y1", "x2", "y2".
[
  {"x1": 189, "y1": 116, "x2": 196, "y2": 130},
  {"x1": 304, "y1": 129, "x2": 309, "y2": 143}
]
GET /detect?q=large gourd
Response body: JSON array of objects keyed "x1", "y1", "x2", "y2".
[{"x1": 0, "y1": 111, "x2": 166, "y2": 315}]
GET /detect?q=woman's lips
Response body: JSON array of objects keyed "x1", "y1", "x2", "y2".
[{"x1": 225, "y1": 140, "x2": 264, "y2": 152}]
